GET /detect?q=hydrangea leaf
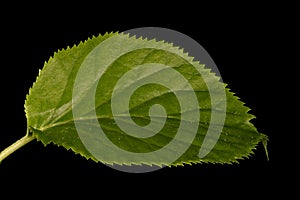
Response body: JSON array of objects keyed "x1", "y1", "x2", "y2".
[{"x1": 0, "y1": 32, "x2": 268, "y2": 167}]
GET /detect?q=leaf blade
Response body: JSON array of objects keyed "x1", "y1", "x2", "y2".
[{"x1": 25, "y1": 32, "x2": 268, "y2": 166}]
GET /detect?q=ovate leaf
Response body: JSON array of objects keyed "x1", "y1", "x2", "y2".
[{"x1": 1, "y1": 32, "x2": 268, "y2": 167}]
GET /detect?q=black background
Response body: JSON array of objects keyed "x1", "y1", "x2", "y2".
[{"x1": 0, "y1": 3, "x2": 290, "y2": 198}]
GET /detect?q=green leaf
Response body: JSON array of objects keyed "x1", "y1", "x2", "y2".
[{"x1": 0, "y1": 32, "x2": 268, "y2": 167}]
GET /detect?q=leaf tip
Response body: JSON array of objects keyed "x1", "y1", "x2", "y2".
[{"x1": 262, "y1": 136, "x2": 269, "y2": 161}]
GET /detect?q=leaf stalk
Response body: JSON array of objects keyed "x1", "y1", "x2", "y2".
[{"x1": 0, "y1": 130, "x2": 35, "y2": 163}]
